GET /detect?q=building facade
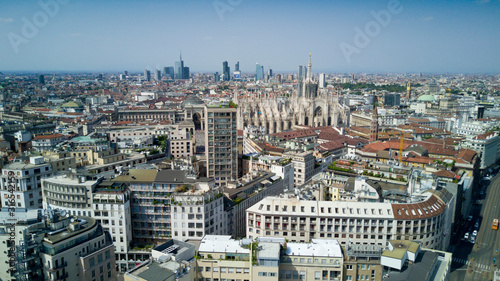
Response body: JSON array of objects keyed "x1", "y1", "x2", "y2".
[{"x1": 205, "y1": 105, "x2": 238, "y2": 187}]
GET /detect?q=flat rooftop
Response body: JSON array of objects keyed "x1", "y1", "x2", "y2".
[
  {"x1": 198, "y1": 235, "x2": 250, "y2": 255},
  {"x1": 286, "y1": 239, "x2": 343, "y2": 258}
]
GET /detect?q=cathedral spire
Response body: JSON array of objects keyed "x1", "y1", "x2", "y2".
[{"x1": 307, "y1": 53, "x2": 312, "y2": 80}]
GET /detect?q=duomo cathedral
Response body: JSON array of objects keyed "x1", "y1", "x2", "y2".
[{"x1": 236, "y1": 54, "x2": 350, "y2": 134}]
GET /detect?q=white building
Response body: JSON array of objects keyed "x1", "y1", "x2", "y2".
[
  {"x1": 283, "y1": 151, "x2": 315, "y2": 187},
  {"x1": 461, "y1": 131, "x2": 500, "y2": 171},
  {"x1": 0, "y1": 156, "x2": 53, "y2": 209},
  {"x1": 42, "y1": 174, "x2": 133, "y2": 272},
  {"x1": 246, "y1": 190, "x2": 453, "y2": 251}
]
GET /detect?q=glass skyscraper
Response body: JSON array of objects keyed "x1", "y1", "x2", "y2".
[{"x1": 256, "y1": 63, "x2": 264, "y2": 80}]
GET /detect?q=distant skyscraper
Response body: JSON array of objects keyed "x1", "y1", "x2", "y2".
[
  {"x1": 164, "y1": 67, "x2": 174, "y2": 79},
  {"x1": 124, "y1": 70, "x2": 128, "y2": 76},
  {"x1": 155, "y1": 69, "x2": 161, "y2": 81},
  {"x1": 255, "y1": 63, "x2": 264, "y2": 80},
  {"x1": 214, "y1": 72, "x2": 220, "y2": 83},
  {"x1": 98, "y1": 73, "x2": 103, "y2": 80},
  {"x1": 37, "y1": 74, "x2": 45, "y2": 84},
  {"x1": 319, "y1": 73, "x2": 326, "y2": 88},
  {"x1": 144, "y1": 69, "x2": 151, "y2": 81},
  {"x1": 268, "y1": 68, "x2": 273, "y2": 77},
  {"x1": 276, "y1": 74, "x2": 282, "y2": 84},
  {"x1": 183, "y1": 67, "x2": 190, "y2": 79},
  {"x1": 222, "y1": 61, "x2": 230, "y2": 81},
  {"x1": 235, "y1": 61, "x2": 239, "y2": 72},
  {"x1": 175, "y1": 53, "x2": 185, "y2": 79}
]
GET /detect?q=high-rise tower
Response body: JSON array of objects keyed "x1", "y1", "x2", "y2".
[{"x1": 370, "y1": 99, "x2": 379, "y2": 142}]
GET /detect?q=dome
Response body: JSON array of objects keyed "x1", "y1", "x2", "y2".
[
  {"x1": 417, "y1": 94, "x2": 435, "y2": 102},
  {"x1": 183, "y1": 95, "x2": 204, "y2": 106}
]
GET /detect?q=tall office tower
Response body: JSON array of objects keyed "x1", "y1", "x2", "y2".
[
  {"x1": 155, "y1": 69, "x2": 161, "y2": 81},
  {"x1": 319, "y1": 73, "x2": 326, "y2": 88},
  {"x1": 175, "y1": 53, "x2": 185, "y2": 79},
  {"x1": 298, "y1": 65, "x2": 304, "y2": 81},
  {"x1": 276, "y1": 73, "x2": 282, "y2": 84},
  {"x1": 124, "y1": 70, "x2": 128, "y2": 76},
  {"x1": 205, "y1": 105, "x2": 238, "y2": 187},
  {"x1": 268, "y1": 68, "x2": 273, "y2": 77},
  {"x1": 183, "y1": 66, "x2": 190, "y2": 79},
  {"x1": 37, "y1": 74, "x2": 45, "y2": 84},
  {"x1": 255, "y1": 63, "x2": 264, "y2": 80},
  {"x1": 144, "y1": 69, "x2": 151, "y2": 81},
  {"x1": 235, "y1": 61, "x2": 239, "y2": 71},
  {"x1": 222, "y1": 61, "x2": 230, "y2": 81},
  {"x1": 164, "y1": 66, "x2": 174, "y2": 79},
  {"x1": 98, "y1": 73, "x2": 103, "y2": 80},
  {"x1": 351, "y1": 73, "x2": 355, "y2": 82},
  {"x1": 119, "y1": 74, "x2": 126, "y2": 80},
  {"x1": 163, "y1": 67, "x2": 168, "y2": 77},
  {"x1": 214, "y1": 72, "x2": 220, "y2": 82},
  {"x1": 0, "y1": 156, "x2": 53, "y2": 210}
]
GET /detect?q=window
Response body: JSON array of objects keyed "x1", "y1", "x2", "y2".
[
  {"x1": 315, "y1": 271, "x2": 321, "y2": 280},
  {"x1": 89, "y1": 257, "x2": 95, "y2": 267},
  {"x1": 346, "y1": 265, "x2": 353, "y2": 270}
]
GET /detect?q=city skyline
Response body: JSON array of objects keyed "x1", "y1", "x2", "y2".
[{"x1": 1, "y1": 0, "x2": 500, "y2": 73}]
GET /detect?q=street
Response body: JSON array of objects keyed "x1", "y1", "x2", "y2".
[{"x1": 449, "y1": 173, "x2": 500, "y2": 280}]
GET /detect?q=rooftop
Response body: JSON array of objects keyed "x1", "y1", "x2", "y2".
[
  {"x1": 198, "y1": 235, "x2": 250, "y2": 254},
  {"x1": 286, "y1": 239, "x2": 343, "y2": 258}
]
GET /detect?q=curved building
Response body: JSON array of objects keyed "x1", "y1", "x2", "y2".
[{"x1": 246, "y1": 190, "x2": 453, "y2": 251}]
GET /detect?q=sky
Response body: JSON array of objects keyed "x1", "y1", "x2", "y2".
[{"x1": 1, "y1": 0, "x2": 500, "y2": 73}]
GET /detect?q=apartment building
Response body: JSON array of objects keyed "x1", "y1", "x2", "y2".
[
  {"x1": 31, "y1": 133, "x2": 67, "y2": 152},
  {"x1": 246, "y1": 190, "x2": 453, "y2": 251},
  {"x1": 42, "y1": 174, "x2": 135, "y2": 272},
  {"x1": 282, "y1": 151, "x2": 315, "y2": 187},
  {"x1": 461, "y1": 131, "x2": 500, "y2": 171},
  {"x1": 169, "y1": 123, "x2": 194, "y2": 159},
  {"x1": 205, "y1": 105, "x2": 238, "y2": 187},
  {"x1": 195, "y1": 235, "x2": 343, "y2": 281},
  {"x1": 0, "y1": 209, "x2": 116, "y2": 281},
  {"x1": 113, "y1": 169, "x2": 227, "y2": 244},
  {"x1": 224, "y1": 171, "x2": 290, "y2": 238},
  {"x1": 0, "y1": 156, "x2": 53, "y2": 209}
]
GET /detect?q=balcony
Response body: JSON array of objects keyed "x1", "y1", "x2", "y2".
[
  {"x1": 47, "y1": 261, "x2": 67, "y2": 272},
  {"x1": 53, "y1": 272, "x2": 68, "y2": 281}
]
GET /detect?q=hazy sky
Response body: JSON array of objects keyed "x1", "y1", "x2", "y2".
[{"x1": 1, "y1": 0, "x2": 499, "y2": 73}]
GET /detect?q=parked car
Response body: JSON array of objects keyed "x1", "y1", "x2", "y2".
[
  {"x1": 464, "y1": 232, "x2": 470, "y2": 240},
  {"x1": 475, "y1": 219, "x2": 480, "y2": 229},
  {"x1": 467, "y1": 216, "x2": 473, "y2": 222},
  {"x1": 472, "y1": 230, "x2": 478, "y2": 237},
  {"x1": 471, "y1": 236, "x2": 475, "y2": 244}
]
